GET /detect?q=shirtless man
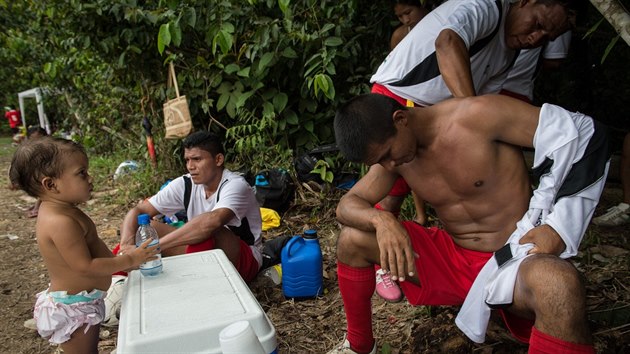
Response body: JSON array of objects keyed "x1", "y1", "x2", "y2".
[{"x1": 328, "y1": 93, "x2": 610, "y2": 354}]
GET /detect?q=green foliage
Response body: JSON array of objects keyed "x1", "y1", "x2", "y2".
[
  {"x1": 3, "y1": 0, "x2": 627, "y2": 205},
  {"x1": 533, "y1": 2, "x2": 630, "y2": 132},
  {"x1": 4, "y1": 0, "x2": 394, "y2": 170},
  {"x1": 311, "y1": 159, "x2": 334, "y2": 184}
]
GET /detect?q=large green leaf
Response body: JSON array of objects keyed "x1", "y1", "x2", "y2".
[{"x1": 157, "y1": 23, "x2": 171, "y2": 54}]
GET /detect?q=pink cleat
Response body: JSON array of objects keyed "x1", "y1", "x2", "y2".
[{"x1": 375, "y1": 269, "x2": 403, "y2": 303}]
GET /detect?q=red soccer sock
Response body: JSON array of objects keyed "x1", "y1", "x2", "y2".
[
  {"x1": 337, "y1": 261, "x2": 376, "y2": 353},
  {"x1": 529, "y1": 327, "x2": 595, "y2": 354}
]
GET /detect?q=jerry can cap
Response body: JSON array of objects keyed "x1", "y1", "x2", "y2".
[{"x1": 303, "y1": 229, "x2": 317, "y2": 239}]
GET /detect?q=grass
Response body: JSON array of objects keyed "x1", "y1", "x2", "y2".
[{"x1": 0, "y1": 136, "x2": 15, "y2": 158}]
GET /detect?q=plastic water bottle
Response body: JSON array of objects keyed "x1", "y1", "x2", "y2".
[
  {"x1": 135, "y1": 213, "x2": 163, "y2": 276},
  {"x1": 281, "y1": 229, "x2": 323, "y2": 299}
]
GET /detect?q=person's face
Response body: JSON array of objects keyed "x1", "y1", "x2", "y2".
[
  {"x1": 394, "y1": 4, "x2": 426, "y2": 29},
  {"x1": 184, "y1": 147, "x2": 223, "y2": 186},
  {"x1": 505, "y1": 0, "x2": 572, "y2": 49},
  {"x1": 364, "y1": 114, "x2": 417, "y2": 171},
  {"x1": 52, "y1": 151, "x2": 93, "y2": 204}
]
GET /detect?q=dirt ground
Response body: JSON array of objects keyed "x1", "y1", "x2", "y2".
[{"x1": 1, "y1": 139, "x2": 629, "y2": 354}]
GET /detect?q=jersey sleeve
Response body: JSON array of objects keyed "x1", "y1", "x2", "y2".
[
  {"x1": 148, "y1": 176, "x2": 186, "y2": 216},
  {"x1": 442, "y1": 0, "x2": 501, "y2": 49}
]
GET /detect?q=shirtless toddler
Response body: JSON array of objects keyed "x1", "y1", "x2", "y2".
[{"x1": 9, "y1": 136, "x2": 158, "y2": 354}]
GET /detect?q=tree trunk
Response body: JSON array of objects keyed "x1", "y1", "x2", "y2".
[{"x1": 590, "y1": 0, "x2": 630, "y2": 47}]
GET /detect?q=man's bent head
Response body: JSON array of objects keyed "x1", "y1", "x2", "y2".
[
  {"x1": 505, "y1": 0, "x2": 577, "y2": 49},
  {"x1": 334, "y1": 94, "x2": 404, "y2": 163}
]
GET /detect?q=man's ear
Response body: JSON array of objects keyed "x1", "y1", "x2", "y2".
[
  {"x1": 392, "y1": 109, "x2": 408, "y2": 126},
  {"x1": 41, "y1": 177, "x2": 56, "y2": 192},
  {"x1": 215, "y1": 153, "x2": 225, "y2": 167}
]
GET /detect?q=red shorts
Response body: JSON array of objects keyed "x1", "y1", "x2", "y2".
[
  {"x1": 398, "y1": 221, "x2": 534, "y2": 342},
  {"x1": 371, "y1": 83, "x2": 413, "y2": 106},
  {"x1": 186, "y1": 237, "x2": 260, "y2": 283}
]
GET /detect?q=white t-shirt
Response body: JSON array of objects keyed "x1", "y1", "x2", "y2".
[
  {"x1": 371, "y1": 0, "x2": 516, "y2": 106},
  {"x1": 149, "y1": 169, "x2": 263, "y2": 267},
  {"x1": 501, "y1": 31, "x2": 572, "y2": 100}
]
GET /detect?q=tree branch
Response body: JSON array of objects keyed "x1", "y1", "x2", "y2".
[{"x1": 590, "y1": 0, "x2": 630, "y2": 46}]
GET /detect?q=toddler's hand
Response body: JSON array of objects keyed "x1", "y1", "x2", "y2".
[{"x1": 128, "y1": 239, "x2": 160, "y2": 267}]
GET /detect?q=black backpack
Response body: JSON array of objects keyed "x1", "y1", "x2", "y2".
[
  {"x1": 294, "y1": 143, "x2": 340, "y2": 184},
  {"x1": 253, "y1": 168, "x2": 295, "y2": 214}
]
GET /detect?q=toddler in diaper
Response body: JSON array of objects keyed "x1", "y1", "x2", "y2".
[{"x1": 9, "y1": 136, "x2": 159, "y2": 353}]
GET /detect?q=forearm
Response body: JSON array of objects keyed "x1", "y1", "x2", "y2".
[
  {"x1": 120, "y1": 202, "x2": 157, "y2": 246},
  {"x1": 120, "y1": 210, "x2": 139, "y2": 246},
  {"x1": 158, "y1": 212, "x2": 224, "y2": 250},
  {"x1": 76, "y1": 255, "x2": 137, "y2": 277},
  {"x1": 435, "y1": 29, "x2": 475, "y2": 97},
  {"x1": 336, "y1": 194, "x2": 398, "y2": 232}
]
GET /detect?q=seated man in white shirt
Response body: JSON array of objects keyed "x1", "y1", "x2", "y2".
[{"x1": 118, "y1": 131, "x2": 263, "y2": 282}]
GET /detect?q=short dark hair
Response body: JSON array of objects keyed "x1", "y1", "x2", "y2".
[
  {"x1": 183, "y1": 131, "x2": 225, "y2": 157},
  {"x1": 9, "y1": 136, "x2": 86, "y2": 198},
  {"x1": 392, "y1": 0, "x2": 440, "y2": 10},
  {"x1": 334, "y1": 94, "x2": 404, "y2": 162},
  {"x1": 533, "y1": 0, "x2": 578, "y2": 28},
  {"x1": 392, "y1": 0, "x2": 424, "y2": 8},
  {"x1": 27, "y1": 126, "x2": 47, "y2": 138}
]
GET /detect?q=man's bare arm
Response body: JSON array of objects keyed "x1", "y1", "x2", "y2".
[
  {"x1": 158, "y1": 208, "x2": 235, "y2": 251},
  {"x1": 336, "y1": 164, "x2": 399, "y2": 231},
  {"x1": 435, "y1": 29, "x2": 476, "y2": 98},
  {"x1": 120, "y1": 201, "x2": 160, "y2": 246},
  {"x1": 336, "y1": 164, "x2": 417, "y2": 280}
]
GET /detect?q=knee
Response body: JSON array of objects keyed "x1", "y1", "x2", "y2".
[
  {"x1": 519, "y1": 255, "x2": 585, "y2": 308},
  {"x1": 336, "y1": 227, "x2": 375, "y2": 263},
  {"x1": 336, "y1": 227, "x2": 359, "y2": 259}
]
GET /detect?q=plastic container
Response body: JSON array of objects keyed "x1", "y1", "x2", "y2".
[
  {"x1": 220, "y1": 321, "x2": 266, "y2": 354},
  {"x1": 114, "y1": 160, "x2": 139, "y2": 180},
  {"x1": 117, "y1": 250, "x2": 277, "y2": 354},
  {"x1": 261, "y1": 264, "x2": 282, "y2": 286},
  {"x1": 281, "y1": 229, "x2": 323, "y2": 299},
  {"x1": 135, "y1": 213, "x2": 163, "y2": 276}
]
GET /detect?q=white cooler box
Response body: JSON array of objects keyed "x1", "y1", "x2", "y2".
[{"x1": 117, "y1": 249, "x2": 277, "y2": 353}]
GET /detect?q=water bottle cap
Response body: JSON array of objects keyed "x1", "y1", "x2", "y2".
[
  {"x1": 137, "y1": 214, "x2": 150, "y2": 225},
  {"x1": 303, "y1": 229, "x2": 317, "y2": 239}
]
